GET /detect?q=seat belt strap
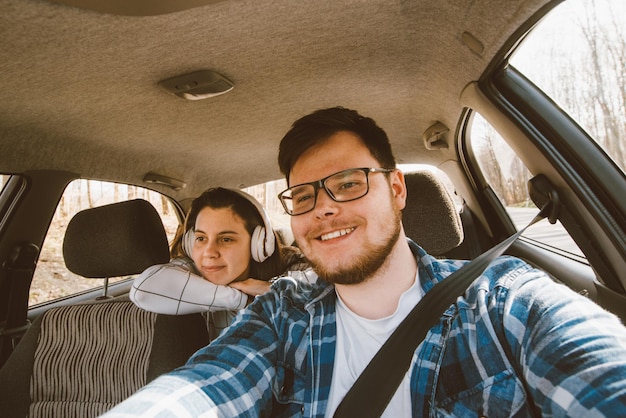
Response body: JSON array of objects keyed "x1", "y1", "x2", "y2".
[
  {"x1": 0, "y1": 242, "x2": 39, "y2": 367},
  {"x1": 459, "y1": 204, "x2": 482, "y2": 258},
  {"x1": 333, "y1": 205, "x2": 550, "y2": 418}
]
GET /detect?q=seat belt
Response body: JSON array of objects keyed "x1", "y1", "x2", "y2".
[
  {"x1": 333, "y1": 203, "x2": 553, "y2": 418},
  {"x1": 0, "y1": 242, "x2": 39, "y2": 367},
  {"x1": 459, "y1": 204, "x2": 482, "y2": 259}
]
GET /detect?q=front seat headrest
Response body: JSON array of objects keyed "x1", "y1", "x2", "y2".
[
  {"x1": 402, "y1": 171, "x2": 463, "y2": 255},
  {"x1": 63, "y1": 199, "x2": 170, "y2": 278}
]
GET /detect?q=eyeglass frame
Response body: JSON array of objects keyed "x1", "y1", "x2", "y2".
[{"x1": 277, "y1": 167, "x2": 395, "y2": 216}]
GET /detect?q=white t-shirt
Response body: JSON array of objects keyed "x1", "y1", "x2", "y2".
[{"x1": 325, "y1": 271, "x2": 422, "y2": 417}]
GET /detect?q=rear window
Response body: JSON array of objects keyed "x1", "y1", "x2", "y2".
[{"x1": 29, "y1": 180, "x2": 180, "y2": 306}]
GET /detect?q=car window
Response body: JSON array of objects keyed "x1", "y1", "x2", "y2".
[
  {"x1": 470, "y1": 0, "x2": 625, "y2": 262},
  {"x1": 511, "y1": 0, "x2": 625, "y2": 174},
  {"x1": 471, "y1": 113, "x2": 585, "y2": 259},
  {"x1": 29, "y1": 180, "x2": 180, "y2": 306}
]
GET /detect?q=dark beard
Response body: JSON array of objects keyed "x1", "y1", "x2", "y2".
[{"x1": 313, "y1": 209, "x2": 402, "y2": 285}]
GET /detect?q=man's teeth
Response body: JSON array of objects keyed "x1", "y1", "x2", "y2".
[{"x1": 320, "y1": 228, "x2": 354, "y2": 241}]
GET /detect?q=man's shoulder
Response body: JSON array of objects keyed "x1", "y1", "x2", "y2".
[
  {"x1": 280, "y1": 267, "x2": 319, "y2": 285},
  {"x1": 412, "y1": 239, "x2": 535, "y2": 287},
  {"x1": 419, "y1": 246, "x2": 540, "y2": 298},
  {"x1": 459, "y1": 255, "x2": 548, "y2": 307},
  {"x1": 242, "y1": 275, "x2": 334, "y2": 333},
  {"x1": 271, "y1": 274, "x2": 332, "y2": 303},
  {"x1": 481, "y1": 255, "x2": 536, "y2": 287}
]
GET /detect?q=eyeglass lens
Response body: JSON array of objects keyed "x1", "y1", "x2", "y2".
[{"x1": 282, "y1": 168, "x2": 370, "y2": 215}]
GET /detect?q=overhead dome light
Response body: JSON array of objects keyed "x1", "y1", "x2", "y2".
[
  {"x1": 46, "y1": 0, "x2": 228, "y2": 16},
  {"x1": 158, "y1": 70, "x2": 234, "y2": 100}
]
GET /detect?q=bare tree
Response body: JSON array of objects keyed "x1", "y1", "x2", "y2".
[
  {"x1": 539, "y1": 0, "x2": 626, "y2": 171},
  {"x1": 478, "y1": 0, "x2": 626, "y2": 208},
  {"x1": 86, "y1": 180, "x2": 95, "y2": 207},
  {"x1": 578, "y1": 0, "x2": 626, "y2": 170},
  {"x1": 160, "y1": 195, "x2": 170, "y2": 216}
]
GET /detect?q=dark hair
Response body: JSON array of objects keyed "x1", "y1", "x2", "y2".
[
  {"x1": 171, "y1": 187, "x2": 305, "y2": 281},
  {"x1": 185, "y1": 187, "x2": 263, "y2": 241},
  {"x1": 278, "y1": 107, "x2": 397, "y2": 183}
]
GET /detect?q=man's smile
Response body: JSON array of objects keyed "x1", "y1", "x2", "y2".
[{"x1": 319, "y1": 227, "x2": 355, "y2": 241}]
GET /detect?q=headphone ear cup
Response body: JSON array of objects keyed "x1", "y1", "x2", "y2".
[
  {"x1": 251, "y1": 225, "x2": 267, "y2": 263},
  {"x1": 226, "y1": 188, "x2": 276, "y2": 262},
  {"x1": 182, "y1": 229, "x2": 194, "y2": 258}
]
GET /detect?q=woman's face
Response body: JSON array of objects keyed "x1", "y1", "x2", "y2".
[{"x1": 190, "y1": 207, "x2": 252, "y2": 285}]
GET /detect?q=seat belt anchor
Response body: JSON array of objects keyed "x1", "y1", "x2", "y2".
[{"x1": 530, "y1": 175, "x2": 560, "y2": 225}]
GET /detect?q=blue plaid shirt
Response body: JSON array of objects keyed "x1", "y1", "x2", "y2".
[{"x1": 104, "y1": 240, "x2": 626, "y2": 417}]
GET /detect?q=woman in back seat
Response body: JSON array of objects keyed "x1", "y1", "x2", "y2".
[{"x1": 130, "y1": 187, "x2": 316, "y2": 339}]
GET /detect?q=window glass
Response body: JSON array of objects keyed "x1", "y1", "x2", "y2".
[
  {"x1": 471, "y1": 113, "x2": 584, "y2": 259},
  {"x1": 471, "y1": 0, "x2": 625, "y2": 262},
  {"x1": 29, "y1": 180, "x2": 180, "y2": 306},
  {"x1": 511, "y1": 0, "x2": 626, "y2": 173}
]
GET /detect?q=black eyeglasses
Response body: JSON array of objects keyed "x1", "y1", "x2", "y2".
[{"x1": 278, "y1": 167, "x2": 395, "y2": 216}]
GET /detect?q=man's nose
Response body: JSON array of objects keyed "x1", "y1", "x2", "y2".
[{"x1": 313, "y1": 187, "x2": 339, "y2": 217}]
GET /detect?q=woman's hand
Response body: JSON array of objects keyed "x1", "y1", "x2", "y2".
[{"x1": 230, "y1": 278, "x2": 271, "y2": 297}]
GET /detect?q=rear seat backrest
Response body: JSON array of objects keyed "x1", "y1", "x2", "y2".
[{"x1": 0, "y1": 199, "x2": 210, "y2": 417}]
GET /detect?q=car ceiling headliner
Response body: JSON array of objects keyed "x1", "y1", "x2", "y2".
[{"x1": 0, "y1": 0, "x2": 552, "y2": 200}]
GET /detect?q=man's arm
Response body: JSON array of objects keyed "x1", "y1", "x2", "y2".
[
  {"x1": 502, "y1": 268, "x2": 626, "y2": 415},
  {"x1": 104, "y1": 292, "x2": 283, "y2": 417}
]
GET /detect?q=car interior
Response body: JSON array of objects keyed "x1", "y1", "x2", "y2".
[
  {"x1": 0, "y1": 0, "x2": 624, "y2": 415},
  {"x1": 0, "y1": 199, "x2": 209, "y2": 416},
  {"x1": 0, "y1": 170, "x2": 468, "y2": 416}
]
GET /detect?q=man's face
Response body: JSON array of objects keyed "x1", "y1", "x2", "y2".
[{"x1": 289, "y1": 131, "x2": 406, "y2": 285}]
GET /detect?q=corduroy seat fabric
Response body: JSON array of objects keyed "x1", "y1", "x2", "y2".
[
  {"x1": 402, "y1": 171, "x2": 463, "y2": 255},
  {"x1": 0, "y1": 199, "x2": 210, "y2": 417}
]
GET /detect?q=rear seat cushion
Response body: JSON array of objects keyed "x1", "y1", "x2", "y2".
[{"x1": 0, "y1": 300, "x2": 209, "y2": 418}]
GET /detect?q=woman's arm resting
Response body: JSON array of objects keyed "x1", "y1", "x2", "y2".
[{"x1": 130, "y1": 258, "x2": 248, "y2": 314}]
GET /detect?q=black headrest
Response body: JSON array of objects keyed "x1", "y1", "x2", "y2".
[
  {"x1": 402, "y1": 171, "x2": 463, "y2": 255},
  {"x1": 63, "y1": 199, "x2": 170, "y2": 278}
]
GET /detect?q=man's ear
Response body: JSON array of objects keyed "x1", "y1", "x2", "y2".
[{"x1": 390, "y1": 169, "x2": 407, "y2": 209}]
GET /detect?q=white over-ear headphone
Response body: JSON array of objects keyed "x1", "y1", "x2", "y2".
[
  {"x1": 181, "y1": 227, "x2": 195, "y2": 259},
  {"x1": 232, "y1": 189, "x2": 276, "y2": 262},
  {"x1": 181, "y1": 188, "x2": 276, "y2": 263}
]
